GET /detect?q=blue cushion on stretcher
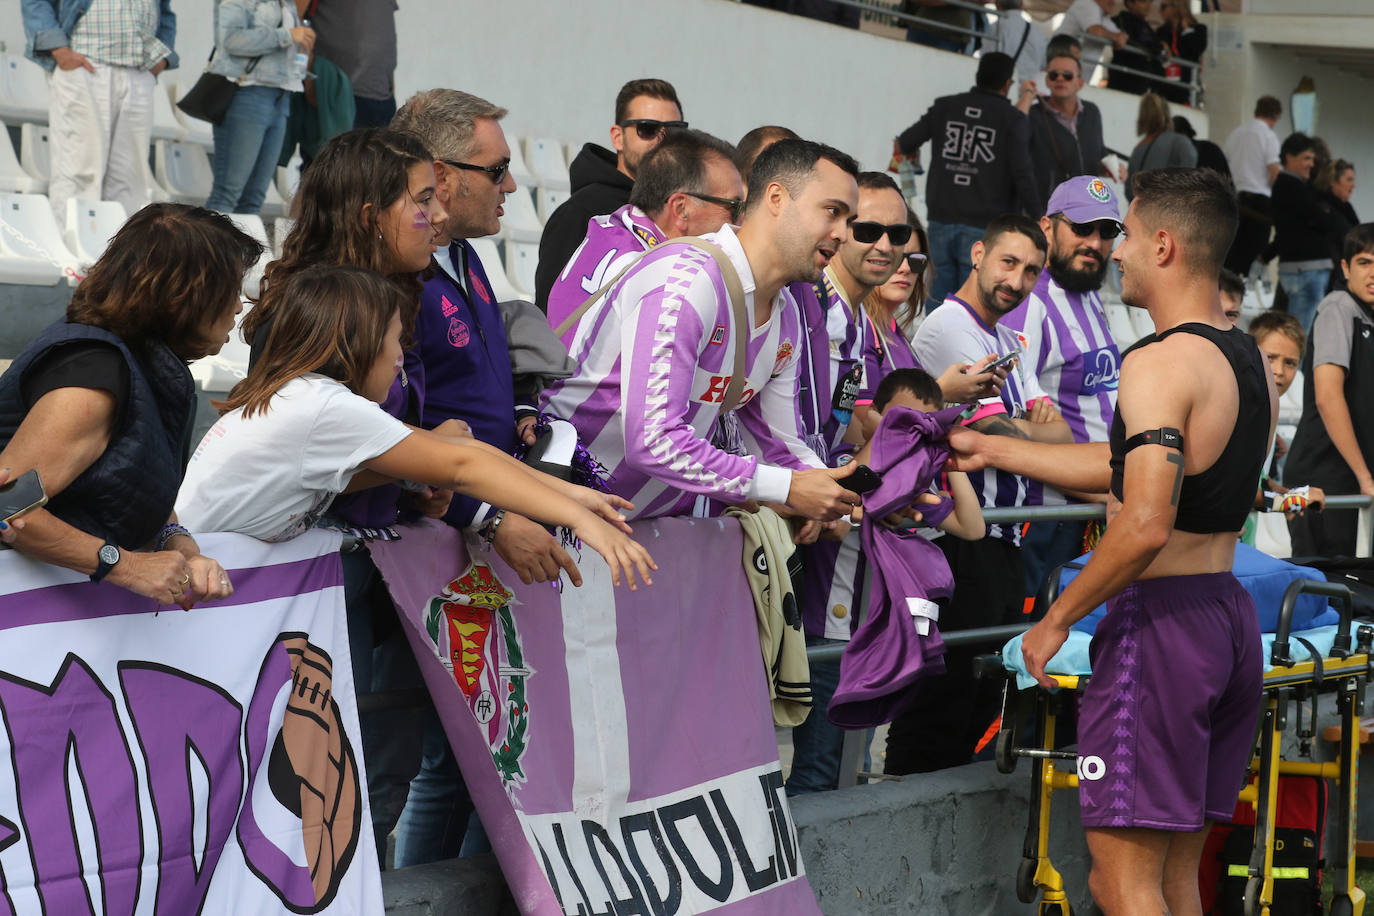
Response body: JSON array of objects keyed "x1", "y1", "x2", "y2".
[{"x1": 1058, "y1": 542, "x2": 1337, "y2": 636}]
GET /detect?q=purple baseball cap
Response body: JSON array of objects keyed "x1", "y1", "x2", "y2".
[{"x1": 1046, "y1": 176, "x2": 1123, "y2": 228}]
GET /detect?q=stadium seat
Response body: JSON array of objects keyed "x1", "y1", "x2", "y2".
[
  {"x1": 1126, "y1": 302, "x2": 1157, "y2": 341},
  {"x1": 223, "y1": 213, "x2": 271, "y2": 298},
  {"x1": 150, "y1": 81, "x2": 183, "y2": 142},
  {"x1": 165, "y1": 83, "x2": 215, "y2": 148},
  {"x1": 1104, "y1": 301, "x2": 1142, "y2": 349},
  {"x1": 536, "y1": 182, "x2": 571, "y2": 225},
  {"x1": 469, "y1": 237, "x2": 526, "y2": 303},
  {"x1": 0, "y1": 192, "x2": 78, "y2": 285},
  {"x1": 189, "y1": 299, "x2": 254, "y2": 393},
  {"x1": 501, "y1": 185, "x2": 543, "y2": 243},
  {"x1": 0, "y1": 124, "x2": 46, "y2": 193},
  {"x1": 64, "y1": 198, "x2": 126, "y2": 267},
  {"x1": 506, "y1": 138, "x2": 534, "y2": 186},
  {"x1": 260, "y1": 177, "x2": 287, "y2": 220},
  {"x1": 144, "y1": 157, "x2": 173, "y2": 203},
  {"x1": 525, "y1": 138, "x2": 569, "y2": 182},
  {"x1": 19, "y1": 123, "x2": 50, "y2": 182},
  {"x1": 153, "y1": 140, "x2": 213, "y2": 204},
  {"x1": 0, "y1": 55, "x2": 49, "y2": 125},
  {"x1": 273, "y1": 216, "x2": 294, "y2": 258},
  {"x1": 504, "y1": 238, "x2": 538, "y2": 296}
]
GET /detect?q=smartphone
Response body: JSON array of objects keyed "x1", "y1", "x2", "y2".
[
  {"x1": 0, "y1": 469, "x2": 46, "y2": 524},
  {"x1": 983, "y1": 349, "x2": 1023, "y2": 373},
  {"x1": 839, "y1": 464, "x2": 883, "y2": 496}
]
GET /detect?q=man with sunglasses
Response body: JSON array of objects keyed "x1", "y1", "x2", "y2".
[
  {"x1": 1027, "y1": 53, "x2": 1120, "y2": 203},
  {"x1": 895, "y1": 53, "x2": 1041, "y2": 310},
  {"x1": 546, "y1": 129, "x2": 743, "y2": 347},
  {"x1": 1002, "y1": 176, "x2": 1124, "y2": 596},
  {"x1": 535, "y1": 78, "x2": 685, "y2": 312}
]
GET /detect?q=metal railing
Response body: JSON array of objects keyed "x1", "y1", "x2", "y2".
[
  {"x1": 778, "y1": 0, "x2": 1202, "y2": 105},
  {"x1": 814, "y1": 495, "x2": 1374, "y2": 787}
]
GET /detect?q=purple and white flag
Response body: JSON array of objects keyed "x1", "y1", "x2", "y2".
[
  {"x1": 371, "y1": 516, "x2": 820, "y2": 916},
  {"x1": 0, "y1": 531, "x2": 382, "y2": 914}
]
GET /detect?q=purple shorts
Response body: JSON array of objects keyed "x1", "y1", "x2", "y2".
[{"x1": 1078, "y1": 572, "x2": 1262, "y2": 831}]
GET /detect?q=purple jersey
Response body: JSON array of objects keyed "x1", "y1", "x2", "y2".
[
  {"x1": 790, "y1": 268, "x2": 863, "y2": 464},
  {"x1": 546, "y1": 204, "x2": 666, "y2": 346},
  {"x1": 857, "y1": 308, "x2": 924, "y2": 402},
  {"x1": 1001, "y1": 271, "x2": 1119, "y2": 505},
  {"x1": 542, "y1": 226, "x2": 822, "y2": 520}
]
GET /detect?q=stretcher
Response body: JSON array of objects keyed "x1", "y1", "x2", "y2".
[{"x1": 977, "y1": 573, "x2": 1372, "y2": 916}]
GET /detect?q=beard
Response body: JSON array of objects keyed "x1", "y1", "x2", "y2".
[
  {"x1": 1048, "y1": 246, "x2": 1109, "y2": 293},
  {"x1": 978, "y1": 278, "x2": 1025, "y2": 315}
]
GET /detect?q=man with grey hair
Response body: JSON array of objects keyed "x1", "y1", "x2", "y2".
[
  {"x1": 389, "y1": 88, "x2": 576, "y2": 865},
  {"x1": 545, "y1": 129, "x2": 743, "y2": 345}
]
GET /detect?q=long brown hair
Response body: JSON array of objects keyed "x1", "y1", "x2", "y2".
[
  {"x1": 68, "y1": 203, "x2": 262, "y2": 359},
  {"x1": 222, "y1": 265, "x2": 407, "y2": 418},
  {"x1": 863, "y1": 206, "x2": 929, "y2": 340},
  {"x1": 243, "y1": 128, "x2": 432, "y2": 347}
]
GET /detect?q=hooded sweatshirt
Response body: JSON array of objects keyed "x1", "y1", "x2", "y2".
[{"x1": 534, "y1": 143, "x2": 634, "y2": 312}]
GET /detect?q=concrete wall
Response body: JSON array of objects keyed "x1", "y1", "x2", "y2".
[{"x1": 381, "y1": 761, "x2": 1096, "y2": 915}]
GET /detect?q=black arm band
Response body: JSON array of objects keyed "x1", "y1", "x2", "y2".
[{"x1": 1123, "y1": 427, "x2": 1184, "y2": 453}]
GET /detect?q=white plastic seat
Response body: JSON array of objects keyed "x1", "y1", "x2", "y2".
[
  {"x1": 469, "y1": 237, "x2": 525, "y2": 303},
  {"x1": 273, "y1": 216, "x2": 294, "y2": 258},
  {"x1": 64, "y1": 198, "x2": 126, "y2": 267},
  {"x1": 500, "y1": 185, "x2": 542, "y2": 244},
  {"x1": 144, "y1": 157, "x2": 173, "y2": 203},
  {"x1": 189, "y1": 298, "x2": 254, "y2": 393},
  {"x1": 0, "y1": 192, "x2": 78, "y2": 285},
  {"x1": 165, "y1": 83, "x2": 215, "y2": 148},
  {"x1": 1104, "y1": 302, "x2": 1142, "y2": 349},
  {"x1": 505, "y1": 139, "x2": 534, "y2": 186},
  {"x1": 525, "y1": 138, "x2": 569, "y2": 183},
  {"x1": 259, "y1": 176, "x2": 286, "y2": 220},
  {"x1": 0, "y1": 124, "x2": 45, "y2": 193},
  {"x1": 223, "y1": 213, "x2": 271, "y2": 298},
  {"x1": 150, "y1": 81, "x2": 183, "y2": 142},
  {"x1": 0, "y1": 55, "x2": 50, "y2": 124},
  {"x1": 504, "y1": 238, "x2": 538, "y2": 296},
  {"x1": 19, "y1": 123, "x2": 50, "y2": 182},
  {"x1": 536, "y1": 182, "x2": 571, "y2": 224},
  {"x1": 153, "y1": 140, "x2": 213, "y2": 204}
]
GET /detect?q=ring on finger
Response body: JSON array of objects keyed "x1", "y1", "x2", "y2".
[
  {"x1": 178, "y1": 573, "x2": 190, "y2": 586},
  {"x1": 219, "y1": 576, "x2": 229, "y2": 587}
]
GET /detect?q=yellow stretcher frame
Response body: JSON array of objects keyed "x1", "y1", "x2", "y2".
[{"x1": 979, "y1": 578, "x2": 1371, "y2": 916}]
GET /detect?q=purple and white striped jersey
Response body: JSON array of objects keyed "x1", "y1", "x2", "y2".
[
  {"x1": 911, "y1": 295, "x2": 1051, "y2": 545},
  {"x1": 1000, "y1": 271, "x2": 1120, "y2": 505},
  {"x1": 542, "y1": 226, "x2": 822, "y2": 520},
  {"x1": 546, "y1": 204, "x2": 667, "y2": 346},
  {"x1": 790, "y1": 267, "x2": 864, "y2": 465}
]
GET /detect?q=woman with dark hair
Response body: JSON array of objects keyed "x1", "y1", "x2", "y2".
[
  {"x1": 1316, "y1": 159, "x2": 1359, "y2": 293},
  {"x1": 0, "y1": 204, "x2": 262, "y2": 603}
]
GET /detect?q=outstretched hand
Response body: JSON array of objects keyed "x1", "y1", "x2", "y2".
[
  {"x1": 570, "y1": 487, "x2": 634, "y2": 534},
  {"x1": 573, "y1": 516, "x2": 657, "y2": 591}
]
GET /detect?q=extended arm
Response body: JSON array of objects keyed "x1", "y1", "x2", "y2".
[
  {"x1": 937, "y1": 470, "x2": 985, "y2": 540},
  {"x1": 947, "y1": 427, "x2": 1111, "y2": 493}
]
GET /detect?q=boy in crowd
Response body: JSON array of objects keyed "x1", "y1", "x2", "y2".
[
  {"x1": 1220, "y1": 269, "x2": 1246, "y2": 326},
  {"x1": 1246, "y1": 311, "x2": 1323, "y2": 532}
]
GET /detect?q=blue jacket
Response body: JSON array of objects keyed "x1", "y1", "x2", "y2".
[
  {"x1": 21, "y1": 0, "x2": 179, "y2": 72},
  {"x1": 208, "y1": 0, "x2": 303, "y2": 88},
  {"x1": 408, "y1": 241, "x2": 517, "y2": 530}
]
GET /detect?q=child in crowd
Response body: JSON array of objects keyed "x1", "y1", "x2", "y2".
[
  {"x1": 1220, "y1": 268, "x2": 1246, "y2": 326},
  {"x1": 175, "y1": 265, "x2": 656, "y2": 589},
  {"x1": 1247, "y1": 310, "x2": 1324, "y2": 525}
]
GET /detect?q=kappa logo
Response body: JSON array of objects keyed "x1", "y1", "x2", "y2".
[
  {"x1": 632, "y1": 223, "x2": 659, "y2": 249},
  {"x1": 709, "y1": 325, "x2": 726, "y2": 345},
  {"x1": 448, "y1": 317, "x2": 470, "y2": 348},
  {"x1": 1087, "y1": 178, "x2": 1112, "y2": 202},
  {"x1": 424, "y1": 562, "x2": 533, "y2": 788}
]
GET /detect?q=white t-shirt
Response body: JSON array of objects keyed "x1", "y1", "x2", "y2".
[
  {"x1": 1056, "y1": 0, "x2": 1120, "y2": 38},
  {"x1": 1223, "y1": 119, "x2": 1282, "y2": 197},
  {"x1": 983, "y1": 12, "x2": 1049, "y2": 82},
  {"x1": 176, "y1": 374, "x2": 412, "y2": 541}
]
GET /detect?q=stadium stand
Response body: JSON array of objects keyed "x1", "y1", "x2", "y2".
[
  {"x1": 0, "y1": 124, "x2": 45, "y2": 194},
  {"x1": 18, "y1": 123, "x2": 49, "y2": 184},
  {"x1": 525, "y1": 136, "x2": 572, "y2": 223},
  {"x1": 0, "y1": 192, "x2": 77, "y2": 285},
  {"x1": 153, "y1": 140, "x2": 214, "y2": 205},
  {"x1": 224, "y1": 213, "x2": 271, "y2": 298},
  {"x1": 470, "y1": 237, "x2": 527, "y2": 302},
  {"x1": 0, "y1": 54, "x2": 48, "y2": 126},
  {"x1": 63, "y1": 198, "x2": 126, "y2": 269}
]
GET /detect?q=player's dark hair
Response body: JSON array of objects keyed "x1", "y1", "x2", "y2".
[
  {"x1": 615, "y1": 78, "x2": 682, "y2": 124},
  {"x1": 1218, "y1": 268, "x2": 1246, "y2": 301},
  {"x1": 1254, "y1": 95, "x2": 1282, "y2": 120},
  {"x1": 741, "y1": 139, "x2": 859, "y2": 217},
  {"x1": 976, "y1": 52, "x2": 1016, "y2": 91},
  {"x1": 1129, "y1": 168, "x2": 1238, "y2": 278},
  {"x1": 1279, "y1": 132, "x2": 1315, "y2": 162},
  {"x1": 983, "y1": 213, "x2": 1048, "y2": 256},
  {"x1": 629, "y1": 129, "x2": 738, "y2": 215},
  {"x1": 873, "y1": 368, "x2": 944, "y2": 412},
  {"x1": 735, "y1": 125, "x2": 800, "y2": 178},
  {"x1": 1343, "y1": 223, "x2": 1374, "y2": 263}
]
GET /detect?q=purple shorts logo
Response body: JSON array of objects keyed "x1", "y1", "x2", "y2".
[{"x1": 448, "y1": 317, "x2": 471, "y2": 348}]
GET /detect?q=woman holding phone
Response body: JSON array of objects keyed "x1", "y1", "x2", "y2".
[{"x1": 0, "y1": 204, "x2": 262, "y2": 603}]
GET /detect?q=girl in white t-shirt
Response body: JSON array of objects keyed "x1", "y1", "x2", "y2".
[{"x1": 177, "y1": 265, "x2": 656, "y2": 589}]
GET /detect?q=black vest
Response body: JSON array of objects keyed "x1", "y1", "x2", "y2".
[{"x1": 0, "y1": 321, "x2": 196, "y2": 548}]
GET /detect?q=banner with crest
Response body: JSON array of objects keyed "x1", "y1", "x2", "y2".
[
  {"x1": 371, "y1": 516, "x2": 820, "y2": 916},
  {"x1": 0, "y1": 530, "x2": 382, "y2": 914}
]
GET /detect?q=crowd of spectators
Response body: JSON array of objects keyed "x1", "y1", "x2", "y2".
[{"x1": 4, "y1": 4, "x2": 1373, "y2": 911}]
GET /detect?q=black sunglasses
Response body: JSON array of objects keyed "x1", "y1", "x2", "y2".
[
  {"x1": 685, "y1": 191, "x2": 743, "y2": 222},
  {"x1": 903, "y1": 252, "x2": 929, "y2": 270},
  {"x1": 850, "y1": 221, "x2": 914, "y2": 246},
  {"x1": 1046, "y1": 70, "x2": 1078, "y2": 82},
  {"x1": 619, "y1": 119, "x2": 689, "y2": 141},
  {"x1": 441, "y1": 158, "x2": 510, "y2": 185},
  {"x1": 1058, "y1": 217, "x2": 1122, "y2": 240}
]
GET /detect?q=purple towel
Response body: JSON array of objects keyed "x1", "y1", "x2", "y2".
[{"x1": 828, "y1": 405, "x2": 965, "y2": 729}]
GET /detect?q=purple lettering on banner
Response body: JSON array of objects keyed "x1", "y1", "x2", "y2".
[
  {"x1": 119, "y1": 663, "x2": 245, "y2": 915},
  {"x1": 0, "y1": 654, "x2": 143, "y2": 916}
]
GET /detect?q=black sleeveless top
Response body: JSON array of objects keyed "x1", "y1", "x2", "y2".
[{"x1": 1108, "y1": 323, "x2": 1271, "y2": 534}]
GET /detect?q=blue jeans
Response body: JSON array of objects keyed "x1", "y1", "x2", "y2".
[
  {"x1": 207, "y1": 85, "x2": 290, "y2": 214},
  {"x1": 785, "y1": 636, "x2": 845, "y2": 795},
  {"x1": 393, "y1": 709, "x2": 487, "y2": 867},
  {"x1": 926, "y1": 220, "x2": 984, "y2": 310},
  {"x1": 1279, "y1": 266, "x2": 1330, "y2": 333}
]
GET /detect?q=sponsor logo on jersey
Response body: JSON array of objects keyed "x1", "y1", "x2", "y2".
[
  {"x1": 709, "y1": 325, "x2": 726, "y2": 345},
  {"x1": 448, "y1": 317, "x2": 470, "y2": 348},
  {"x1": 440, "y1": 295, "x2": 458, "y2": 318},
  {"x1": 632, "y1": 223, "x2": 660, "y2": 249}
]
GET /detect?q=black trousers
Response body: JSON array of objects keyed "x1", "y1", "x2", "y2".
[
  {"x1": 1225, "y1": 191, "x2": 1273, "y2": 277},
  {"x1": 884, "y1": 536, "x2": 1025, "y2": 775}
]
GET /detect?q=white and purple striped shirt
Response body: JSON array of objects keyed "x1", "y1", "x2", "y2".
[
  {"x1": 912, "y1": 296, "x2": 1051, "y2": 545},
  {"x1": 546, "y1": 204, "x2": 666, "y2": 347},
  {"x1": 543, "y1": 226, "x2": 821, "y2": 520},
  {"x1": 1000, "y1": 271, "x2": 1120, "y2": 505}
]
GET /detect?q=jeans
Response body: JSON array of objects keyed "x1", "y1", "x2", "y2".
[
  {"x1": 393, "y1": 710, "x2": 486, "y2": 867},
  {"x1": 785, "y1": 636, "x2": 845, "y2": 795},
  {"x1": 925, "y1": 220, "x2": 985, "y2": 311},
  {"x1": 207, "y1": 85, "x2": 290, "y2": 214},
  {"x1": 1279, "y1": 266, "x2": 1330, "y2": 333}
]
